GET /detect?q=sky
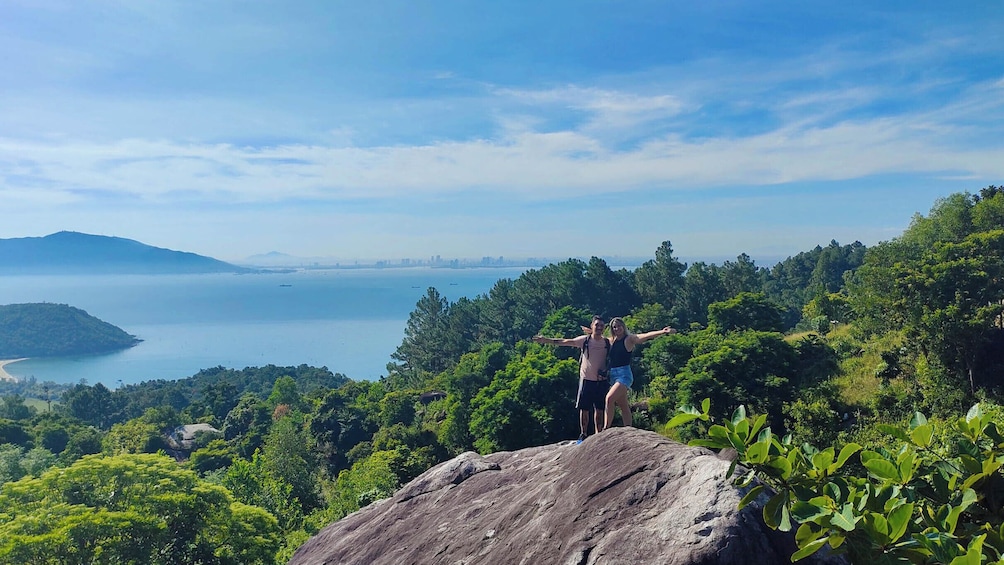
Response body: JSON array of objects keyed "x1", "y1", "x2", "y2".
[{"x1": 1, "y1": 1, "x2": 1002, "y2": 265}]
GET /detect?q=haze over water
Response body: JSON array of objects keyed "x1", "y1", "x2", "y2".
[{"x1": 0, "y1": 268, "x2": 527, "y2": 388}]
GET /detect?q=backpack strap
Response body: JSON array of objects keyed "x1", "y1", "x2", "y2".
[{"x1": 582, "y1": 335, "x2": 611, "y2": 359}]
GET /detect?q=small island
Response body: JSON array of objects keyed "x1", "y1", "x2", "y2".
[{"x1": 0, "y1": 303, "x2": 141, "y2": 362}]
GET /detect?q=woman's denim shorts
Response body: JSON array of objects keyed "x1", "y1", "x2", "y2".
[{"x1": 609, "y1": 365, "x2": 633, "y2": 388}]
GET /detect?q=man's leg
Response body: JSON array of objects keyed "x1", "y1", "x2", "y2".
[{"x1": 579, "y1": 409, "x2": 589, "y2": 440}]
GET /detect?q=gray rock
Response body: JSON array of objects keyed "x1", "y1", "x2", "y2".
[{"x1": 289, "y1": 427, "x2": 846, "y2": 565}]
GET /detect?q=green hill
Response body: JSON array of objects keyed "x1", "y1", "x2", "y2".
[{"x1": 0, "y1": 303, "x2": 141, "y2": 358}]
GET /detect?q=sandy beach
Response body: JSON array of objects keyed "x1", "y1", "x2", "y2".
[{"x1": 0, "y1": 359, "x2": 27, "y2": 383}]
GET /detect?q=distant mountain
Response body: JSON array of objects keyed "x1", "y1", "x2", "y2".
[
  {"x1": 0, "y1": 232, "x2": 248, "y2": 275},
  {"x1": 0, "y1": 303, "x2": 140, "y2": 358},
  {"x1": 241, "y1": 251, "x2": 310, "y2": 267}
]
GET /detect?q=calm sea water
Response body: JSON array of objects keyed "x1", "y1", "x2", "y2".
[{"x1": 0, "y1": 268, "x2": 527, "y2": 388}]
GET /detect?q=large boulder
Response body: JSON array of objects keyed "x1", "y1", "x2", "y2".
[{"x1": 290, "y1": 427, "x2": 845, "y2": 565}]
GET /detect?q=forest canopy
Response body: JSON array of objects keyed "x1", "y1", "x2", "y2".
[{"x1": 1, "y1": 186, "x2": 1003, "y2": 564}]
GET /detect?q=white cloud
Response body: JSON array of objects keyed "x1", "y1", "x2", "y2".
[{"x1": 1, "y1": 91, "x2": 1001, "y2": 209}]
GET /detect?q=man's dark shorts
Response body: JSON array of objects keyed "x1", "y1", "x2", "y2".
[{"x1": 576, "y1": 379, "x2": 609, "y2": 411}]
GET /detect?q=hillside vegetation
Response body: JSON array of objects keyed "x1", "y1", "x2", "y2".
[
  {"x1": 0, "y1": 185, "x2": 1002, "y2": 564},
  {"x1": 0, "y1": 303, "x2": 140, "y2": 358}
]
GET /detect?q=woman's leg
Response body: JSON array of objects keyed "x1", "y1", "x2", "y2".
[
  {"x1": 605, "y1": 382, "x2": 628, "y2": 428},
  {"x1": 617, "y1": 392, "x2": 632, "y2": 427}
]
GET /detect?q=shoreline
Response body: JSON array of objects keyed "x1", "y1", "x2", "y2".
[{"x1": 0, "y1": 358, "x2": 27, "y2": 383}]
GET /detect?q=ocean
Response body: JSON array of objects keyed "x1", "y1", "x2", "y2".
[{"x1": 0, "y1": 268, "x2": 527, "y2": 388}]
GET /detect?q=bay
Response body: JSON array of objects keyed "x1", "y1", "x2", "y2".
[{"x1": 0, "y1": 267, "x2": 526, "y2": 388}]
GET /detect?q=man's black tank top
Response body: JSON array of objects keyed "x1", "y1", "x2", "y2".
[{"x1": 609, "y1": 338, "x2": 632, "y2": 368}]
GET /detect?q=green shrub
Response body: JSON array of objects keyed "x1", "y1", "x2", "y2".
[{"x1": 670, "y1": 400, "x2": 1004, "y2": 563}]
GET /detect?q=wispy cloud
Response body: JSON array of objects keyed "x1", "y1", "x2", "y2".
[
  {"x1": 1, "y1": 2, "x2": 1001, "y2": 260},
  {"x1": 2, "y1": 95, "x2": 999, "y2": 208}
]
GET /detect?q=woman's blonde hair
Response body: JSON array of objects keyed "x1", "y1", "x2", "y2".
[{"x1": 608, "y1": 317, "x2": 632, "y2": 340}]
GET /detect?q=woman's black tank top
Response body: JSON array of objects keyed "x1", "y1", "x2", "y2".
[{"x1": 609, "y1": 338, "x2": 632, "y2": 368}]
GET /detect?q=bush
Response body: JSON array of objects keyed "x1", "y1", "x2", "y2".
[{"x1": 670, "y1": 400, "x2": 1004, "y2": 564}]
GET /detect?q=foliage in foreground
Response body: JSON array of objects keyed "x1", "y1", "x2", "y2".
[
  {"x1": 670, "y1": 400, "x2": 1004, "y2": 564},
  {"x1": 0, "y1": 453, "x2": 281, "y2": 564}
]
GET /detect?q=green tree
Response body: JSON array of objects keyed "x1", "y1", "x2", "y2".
[
  {"x1": 0, "y1": 419, "x2": 30, "y2": 447},
  {"x1": 62, "y1": 382, "x2": 124, "y2": 430},
  {"x1": 440, "y1": 343, "x2": 511, "y2": 454},
  {"x1": 221, "y1": 393, "x2": 271, "y2": 458},
  {"x1": 261, "y1": 415, "x2": 321, "y2": 512},
  {"x1": 266, "y1": 375, "x2": 304, "y2": 411},
  {"x1": 720, "y1": 253, "x2": 765, "y2": 297},
  {"x1": 0, "y1": 443, "x2": 24, "y2": 484},
  {"x1": 583, "y1": 256, "x2": 641, "y2": 317},
  {"x1": 310, "y1": 383, "x2": 379, "y2": 475},
  {"x1": 537, "y1": 306, "x2": 591, "y2": 361},
  {"x1": 390, "y1": 287, "x2": 451, "y2": 379},
  {"x1": 0, "y1": 453, "x2": 280, "y2": 564},
  {"x1": 469, "y1": 344, "x2": 579, "y2": 453},
  {"x1": 677, "y1": 261, "x2": 727, "y2": 326},
  {"x1": 624, "y1": 303, "x2": 675, "y2": 335},
  {"x1": 60, "y1": 427, "x2": 103, "y2": 464},
  {"x1": 634, "y1": 241, "x2": 687, "y2": 307},
  {"x1": 328, "y1": 450, "x2": 400, "y2": 519},
  {"x1": 707, "y1": 292, "x2": 786, "y2": 334},
  {"x1": 0, "y1": 395, "x2": 34, "y2": 420},
  {"x1": 219, "y1": 453, "x2": 302, "y2": 531},
  {"x1": 675, "y1": 330, "x2": 800, "y2": 427},
  {"x1": 891, "y1": 230, "x2": 1004, "y2": 394},
  {"x1": 378, "y1": 390, "x2": 417, "y2": 428},
  {"x1": 189, "y1": 438, "x2": 237, "y2": 474},
  {"x1": 102, "y1": 418, "x2": 165, "y2": 455}
]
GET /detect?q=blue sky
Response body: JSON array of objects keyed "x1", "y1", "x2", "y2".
[{"x1": 1, "y1": 1, "x2": 1002, "y2": 264}]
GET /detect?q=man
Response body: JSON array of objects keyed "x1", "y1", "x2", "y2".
[{"x1": 532, "y1": 315, "x2": 609, "y2": 443}]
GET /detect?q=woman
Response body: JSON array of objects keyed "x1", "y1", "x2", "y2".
[{"x1": 604, "y1": 317, "x2": 676, "y2": 429}]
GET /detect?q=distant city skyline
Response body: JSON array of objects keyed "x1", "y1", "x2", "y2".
[
  {"x1": 1, "y1": 2, "x2": 1001, "y2": 263},
  {"x1": 237, "y1": 247, "x2": 785, "y2": 269}
]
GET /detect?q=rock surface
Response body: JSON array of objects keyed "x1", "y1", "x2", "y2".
[{"x1": 290, "y1": 427, "x2": 845, "y2": 565}]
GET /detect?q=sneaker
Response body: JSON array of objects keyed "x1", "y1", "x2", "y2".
[{"x1": 576, "y1": 433, "x2": 586, "y2": 444}]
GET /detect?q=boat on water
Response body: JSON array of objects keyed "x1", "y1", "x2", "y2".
[{"x1": 279, "y1": 284, "x2": 292, "y2": 287}]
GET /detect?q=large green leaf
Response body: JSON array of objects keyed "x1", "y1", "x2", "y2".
[
  {"x1": 738, "y1": 484, "x2": 765, "y2": 511},
  {"x1": 791, "y1": 500, "x2": 830, "y2": 523},
  {"x1": 666, "y1": 412, "x2": 702, "y2": 429},
  {"x1": 965, "y1": 403, "x2": 982, "y2": 424},
  {"x1": 732, "y1": 405, "x2": 747, "y2": 426},
  {"x1": 876, "y1": 424, "x2": 911, "y2": 443},
  {"x1": 862, "y1": 456, "x2": 900, "y2": 482},
  {"x1": 834, "y1": 443, "x2": 861, "y2": 469},
  {"x1": 791, "y1": 537, "x2": 830, "y2": 562},
  {"x1": 887, "y1": 503, "x2": 915, "y2": 543},
  {"x1": 766, "y1": 456, "x2": 793, "y2": 481},
  {"x1": 829, "y1": 503, "x2": 857, "y2": 532},
  {"x1": 764, "y1": 492, "x2": 791, "y2": 531},
  {"x1": 910, "y1": 424, "x2": 933, "y2": 448}
]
